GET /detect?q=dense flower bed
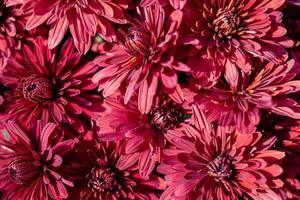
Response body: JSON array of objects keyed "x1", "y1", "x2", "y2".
[{"x1": 0, "y1": 0, "x2": 300, "y2": 199}]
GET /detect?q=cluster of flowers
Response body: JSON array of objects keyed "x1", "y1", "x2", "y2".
[{"x1": 1, "y1": 0, "x2": 300, "y2": 199}]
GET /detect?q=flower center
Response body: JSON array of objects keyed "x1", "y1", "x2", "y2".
[
  {"x1": 22, "y1": 74, "x2": 54, "y2": 103},
  {"x1": 125, "y1": 26, "x2": 152, "y2": 57},
  {"x1": 213, "y1": 9, "x2": 241, "y2": 38},
  {"x1": 149, "y1": 106, "x2": 184, "y2": 131},
  {"x1": 88, "y1": 167, "x2": 119, "y2": 195},
  {"x1": 207, "y1": 155, "x2": 234, "y2": 182},
  {"x1": 8, "y1": 157, "x2": 41, "y2": 185}
]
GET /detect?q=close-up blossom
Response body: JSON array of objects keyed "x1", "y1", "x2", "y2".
[
  {"x1": 0, "y1": 37, "x2": 103, "y2": 132},
  {"x1": 159, "y1": 105, "x2": 285, "y2": 200},
  {"x1": 97, "y1": 90, "x2": 186, "y2": 178},
  {"x1": 92, "y1": 5, "x2": 189, "y2": 114},
  {"x1": 0, "y1": 121, "x2": 75, "y2": 199},
  {"x1": 186, "y1": 59, "x2": 300, "y2": 133},
  {"x1": 17, "y1": 0, "x2": 130, "y2": 53},
  {"x1": 183, "y1": 0, "x2": 291, "y2": 80},
  {"x1": 65, "y1": 139, "x2": 165, "y2": 200}
]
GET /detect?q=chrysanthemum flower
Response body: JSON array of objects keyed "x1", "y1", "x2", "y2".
[
  {"x1": 65, "y1": 139, "x2": 165, "y2": 199},
  {"x1": 0, "y1": 37, "x2": 103, "y2": 132},
  {"x1": 0, "y1": 2, "x2": 28, "y2": 70},
  {"x1": 186, "y1": 59, "x2": 300, "y2": 133},
  {"x1": 184, "y1": 0, "x2": 291, "y2": 75},
  {"x1": 92, "y1": 5, "x2": 189, "y2": 113},
  {"x1": 21, "y1": 0, "x2": 130, "y2": 53},
  {"x1": 0, "y1": 121, "x2": 75, "y2": 200},
  {"x1": 97, "y1": 90, "x2": 186, "y2": 178},
  {"x1": 158, "y1": 105, "x2": 285, "y2": 200}
]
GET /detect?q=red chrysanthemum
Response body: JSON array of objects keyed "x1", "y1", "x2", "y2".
[
  {"x1": 0, "y1": 2, "x2": 28, "y2": 71},
  {"x1": 186, "y1": 59, "x2": 300, "y2": 133},
  {"x1": 97, "y1": 90, "x2": 186, "y2": 178},
  {"x1": 0, "y1": 37, "x2": 103, "y2": 132},
  {"x1": 183, "y1": 0, "x2": 291, "y2": 80},
  {"x1": 0, "y1": 121, "x2": 75, "y2": 200},
  {"x1": 92, "y1": 5, "x2": 189, "y2": 114},
  {"x1": 65, "y1": 139, "x2": 165, "y2": 200},
  {"x1": 158, "y1": 105, "x2": 285, "y2": 200},
  {"x1": 21, "y1": 0, "x2": 130, "y2": 53}
]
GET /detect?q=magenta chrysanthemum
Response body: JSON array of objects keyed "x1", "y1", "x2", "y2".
[
  {"x1": 184, "y1": 0, "x2": 291, "y2": 84},
  {"x1": 0, "y1": 37, "x2": 103, "y2": 132},
  {"x1": 65, "y1": 139, "x2": 166, "y2": 200},
  {"x1": 186, "y1": 59, "x2": 300, "y2": 133},
  {"x1": 92, "y1": 5, "x2": 189, "y2": 113},
  {"x1": 97, "y1": 91, "x2": 186, "y2": 178},
  {"x1": 0, "y1": 121, "x2": 75, "y2": 199},
  {"x1": 21, "y1": 0, "x2": 130, "y2": 53},
  {"x1": 158, "y1": 105, "x2": 285, "y2": 200}
]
